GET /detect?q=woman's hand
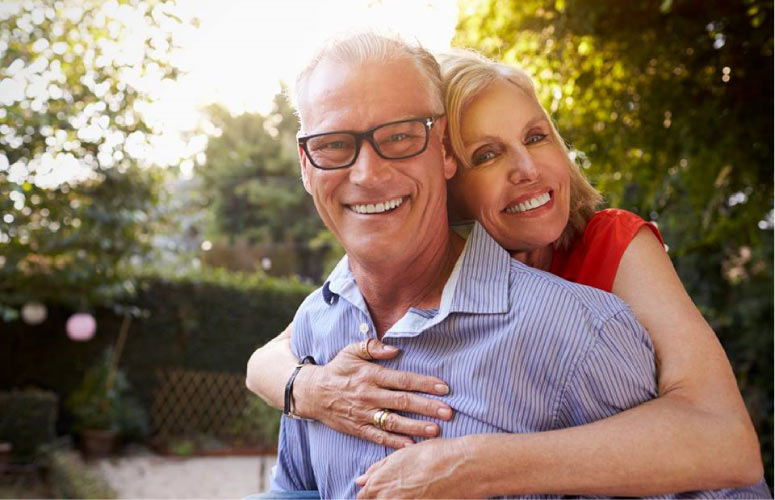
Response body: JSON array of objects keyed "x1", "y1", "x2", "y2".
[
  {"x1": 355, "y1": 437, "x2": 477, "y2": 499},
  {"x1": 293, "y1": 338, "x2": 453, "y2": 449}
]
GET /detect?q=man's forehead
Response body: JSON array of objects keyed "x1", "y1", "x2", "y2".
[{"x1": 300, "y1": 57, "x2": 432, "y2": 133}]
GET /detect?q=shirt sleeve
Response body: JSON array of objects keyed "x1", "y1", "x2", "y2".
[
  {"x1": 554, "y1": 308, "x2": 659, "y2": 427},
  {"x1": 269, "y1": 416, "x2": 318, "y2": 492}
]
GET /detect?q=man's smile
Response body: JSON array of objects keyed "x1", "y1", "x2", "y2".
[{"x1": 346, "y1": 196, "x2": 405, "y2": 215}]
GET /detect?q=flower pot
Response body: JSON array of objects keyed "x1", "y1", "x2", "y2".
[{"x1": 81, "y1": 429, "x2": 116, "y2": 458}]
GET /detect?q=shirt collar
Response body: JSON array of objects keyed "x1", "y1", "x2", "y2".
[{"x1": 322, "y1": 221, "x2": 511, "y2": 335}]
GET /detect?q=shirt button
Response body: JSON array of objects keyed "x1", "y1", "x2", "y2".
[{"x1": 359, "y1": 323, "x2": 370, "y2": 334}]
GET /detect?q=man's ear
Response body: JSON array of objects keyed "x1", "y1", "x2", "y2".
[
  {"x1": 299, "y1": 145, "x2": 312, "y2": 194},
  {"x1": 437, "y1": 116, "x2": 458, "y2": 180}
]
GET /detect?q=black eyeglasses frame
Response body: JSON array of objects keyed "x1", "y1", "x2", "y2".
[{"x1": 297, "y1": 115, "x2": 442, "y2": 170}]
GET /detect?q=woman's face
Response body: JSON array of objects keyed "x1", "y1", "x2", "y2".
[{"x1": 448, "y1": 80, "x2": 571, "y2": 253}]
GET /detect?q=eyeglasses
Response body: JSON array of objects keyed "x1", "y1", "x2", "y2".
[{"x1": 297, "y1": 116, "x2": 441, "y2": 170}]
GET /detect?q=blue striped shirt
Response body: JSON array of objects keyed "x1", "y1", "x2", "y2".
[{"x1": 271, "y1": 222, "x2": 770, "y2": 499}]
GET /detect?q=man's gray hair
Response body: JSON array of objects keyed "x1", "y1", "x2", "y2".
[{"x1": 292, "y1": 30, "x2": 445, "y2": 131}]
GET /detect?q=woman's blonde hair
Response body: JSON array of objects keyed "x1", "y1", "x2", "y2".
[{"x1": 439, "y1": 49, "x2": 602, "y2": 248}]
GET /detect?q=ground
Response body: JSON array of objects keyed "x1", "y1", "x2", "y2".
[{"x1": 90, "y1": 452, "x2": 277, "y2": 499}]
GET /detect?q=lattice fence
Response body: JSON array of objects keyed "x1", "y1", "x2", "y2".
[{"x1": 151, "y1": 368, "x2": 252, "y2": 443}]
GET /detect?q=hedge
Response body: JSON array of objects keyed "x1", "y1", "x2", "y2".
[{"x1": 0, "y1": 268, "x2": 315, "y2": 429}]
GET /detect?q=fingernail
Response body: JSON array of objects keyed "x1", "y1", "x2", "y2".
[
  {"x1": 382, "y1": 345, "x2": 398, "y2": 352},
  {"x1": 434, "y1": 383, "x2": 449, "y2": 395},
  {"x1": 355, "y1": 475, "x2": 366, "y2": 485},
  {"x1": 424, "y1": 424, "x2": 438, "y2": 436},
  {"x1": 402, "y1": 440, "x2": 413, "y2": 447},
  {"x1": 437, "y1": 407, "x2": 452, "y2": 419}
]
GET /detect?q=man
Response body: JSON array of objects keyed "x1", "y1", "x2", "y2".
[{"x1": 269, "y1": 32, "x2": 769, "y2": 499}]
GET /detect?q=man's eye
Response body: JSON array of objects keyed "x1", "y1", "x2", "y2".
[
  {"x1": 525, "y1": 133, "x2": 547, "y2": 145},
  {"x1": 314, "y1": 141, "x2": 349, "y2": 151},
  {"x1": 388, "y1": 133, "x2": 409, "y2": 142}
]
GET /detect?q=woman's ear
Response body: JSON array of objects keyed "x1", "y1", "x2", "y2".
[{"x1": 437, "y1": 116, "x2": 457, "y2": 180}]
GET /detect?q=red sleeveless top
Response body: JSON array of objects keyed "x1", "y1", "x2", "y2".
[{"x1": 550, "y1": 209, "x2": 665, "y2": 292}]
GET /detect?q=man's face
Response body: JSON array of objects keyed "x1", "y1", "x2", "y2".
[{"x1": 298, "y1": 57, "x2": 456, "y2": 266}]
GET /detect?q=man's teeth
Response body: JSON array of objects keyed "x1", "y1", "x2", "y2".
[
  {"x1": 350, "y1": 197, "x2": 403, "y2": 214},
  {"x1": 505, "y1": 192, "x2": 551, "y2": 214}
]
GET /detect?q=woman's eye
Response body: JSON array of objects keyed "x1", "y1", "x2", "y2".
[
  {"x1": 472, "y1": 149, "x2": 498, "y2": 165},
  {"x1": 525, "y1": 133, "x2": 547, "y2": 145}
]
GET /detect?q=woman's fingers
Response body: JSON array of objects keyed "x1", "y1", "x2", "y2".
[
  {"x1": 359, "y1": 338, "x2": 401, "y2": 360},
  {"x1": 372, "y1": 365, "x2": 450, "y2": 396},
  {"x1": 369, "y1": 386, "x2": 452, "y2": 420},
  {"x1": 379, "y1": 409, "x2": 440, "y2": 437},
  {"x1": 358, "y1": 422, "x2": 415, "y2": 449}
]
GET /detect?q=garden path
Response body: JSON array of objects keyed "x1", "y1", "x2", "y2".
[{"x1": 90, "y1": 452, "x2": 277, "y2": 499}]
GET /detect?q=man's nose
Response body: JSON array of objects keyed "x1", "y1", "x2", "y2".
[
  {"x1": 348, "y1": 140, "x2": 391, "y2": 186},
  {"x1": 508, "y1": 147, "x2": 539, "y2": 184}
]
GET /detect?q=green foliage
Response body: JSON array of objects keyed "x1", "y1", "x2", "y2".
[
  {"x1": 0, "y1": 389, "x2": 57, "y2": 463},
  {"x1": 456, "y1": 0, "x2": 773, "y2": 485},
  {"x1": 0, "y1": 0, "x2": 193, "y2": 315},
  {"x1": 47, "y1": 449, "x2": 116, "y2": 499},
  {"x1": 229, "y1": 394, "x2": 282, "y2": 449},
  {"x1": 196, "y1": 93, "x2": 328, "y2": 281},
  {"x1": 65, "y1": 348, "x2": 147, "y2": 438}
]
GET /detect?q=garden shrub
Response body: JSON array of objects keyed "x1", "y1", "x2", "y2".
[
  {"x1": 0, "y1": 390, "x2": 58, "y2": 463},
  {"x1": 47, "y1": 449, "x2": 116, "y2": 499}
]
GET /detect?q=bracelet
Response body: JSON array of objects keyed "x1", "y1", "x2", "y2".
[{"x1": 283, "y1": 355, "x2": 316, "y2": 419}]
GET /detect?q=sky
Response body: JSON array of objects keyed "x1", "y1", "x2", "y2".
[{"x1": 148, "y1": 0, "x2": 460, "y2": 173}]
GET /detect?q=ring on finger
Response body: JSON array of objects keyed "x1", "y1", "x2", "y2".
[
  {"x1": 372, "y1": 409, "x2": 391, "y2": 430},
  {"x1": 361, "y1": 338, "x2": 374, "y2": 360}
]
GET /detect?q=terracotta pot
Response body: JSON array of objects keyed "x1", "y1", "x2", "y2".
[{"x1": 81, "y1": 429, "x2": 117, "y2": 458}]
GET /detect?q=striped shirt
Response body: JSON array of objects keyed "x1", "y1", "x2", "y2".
[{"x1": 271, "y1": 222, "x2": 770, "y2": 499}]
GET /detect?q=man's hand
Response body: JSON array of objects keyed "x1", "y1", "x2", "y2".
[
  {"x1": 293, "y1": 339, "x2": 453, "y2": 449},
  {"x1": 355, "y1": 436, "x2": 477, "y2": 498}
]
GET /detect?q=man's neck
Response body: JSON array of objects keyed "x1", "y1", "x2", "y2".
[
  {"x1": 510, "y1": 245, "x2": 554, "y2": 271},
  {"x1": 348, "y1": 230, "x2": 465, "y2": 338}
]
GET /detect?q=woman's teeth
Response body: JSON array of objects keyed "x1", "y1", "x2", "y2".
[
  {"x1": 349, "y1": 197, "x2": 403, "y2": 214},
  {"x1": 505, "y1": 192, "x2": 551, "y2": 214}
]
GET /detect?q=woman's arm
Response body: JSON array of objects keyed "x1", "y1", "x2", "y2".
[
  {"x1": 357, "y1": 228, "x2": 763, "y2": 498},
  {"x1": 245, "y1": 323, "x2": 453, "y2": 449}
]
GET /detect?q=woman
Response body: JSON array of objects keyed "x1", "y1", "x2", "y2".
[{"x1": 246, "y1": 49, "x2": 764, "y2": 497}]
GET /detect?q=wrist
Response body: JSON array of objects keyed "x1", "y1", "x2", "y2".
[
  {"x1": 459, "y1": 434, "x2": 520, "y2": 498},
  {"x1": 289, "y1": 363, "x2": 318, "y2": 419}
]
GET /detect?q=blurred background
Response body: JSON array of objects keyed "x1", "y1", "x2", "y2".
[{"x1": 0, "y1": 0, "x2": 771, "y2": 497}]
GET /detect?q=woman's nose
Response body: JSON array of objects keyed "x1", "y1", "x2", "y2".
[{"x1": 508, "y1": 147, "x2": 539, "y2": 184}]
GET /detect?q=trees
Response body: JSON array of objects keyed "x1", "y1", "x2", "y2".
[
  {"x1": 456, "y1": 0, "x2": 773, "y2": 480},
  {"x1": 196, "y1": 93, "x2": 328, "y2": 281},
  {"x1": 0, "y1": 0, "x2": 193, "y2": 316}
]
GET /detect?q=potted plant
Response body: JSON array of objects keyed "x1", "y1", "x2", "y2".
[{"x1": 66, "y1": 347, "x2": 147, "y2": 458}]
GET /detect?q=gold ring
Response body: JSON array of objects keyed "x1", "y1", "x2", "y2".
[
  {"x1": 361, "y1": 338, "x2": 374, "y2": 360},
  {"x1": 373, "y1": 409, "x2": 391, "y2": 430}
]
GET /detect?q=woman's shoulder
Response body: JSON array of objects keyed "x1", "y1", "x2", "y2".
[
  {"x1": 552, "y1": 209, "x2": 663, "y2": 292},
  {"x1": 582, "y1": 208, "x2": 663, "y2": 248}
]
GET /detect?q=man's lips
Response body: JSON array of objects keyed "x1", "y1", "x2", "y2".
[{"x1": 347, "y1": 196, "x2": 405, "y2": 214}]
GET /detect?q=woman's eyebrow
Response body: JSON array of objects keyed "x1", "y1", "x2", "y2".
[
  {"x1": 463, "y1": 115, "x2": 549, "y2": 147},
  {"x1": 522, "y1": 115, "x2": 550, "y2": 131}
]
